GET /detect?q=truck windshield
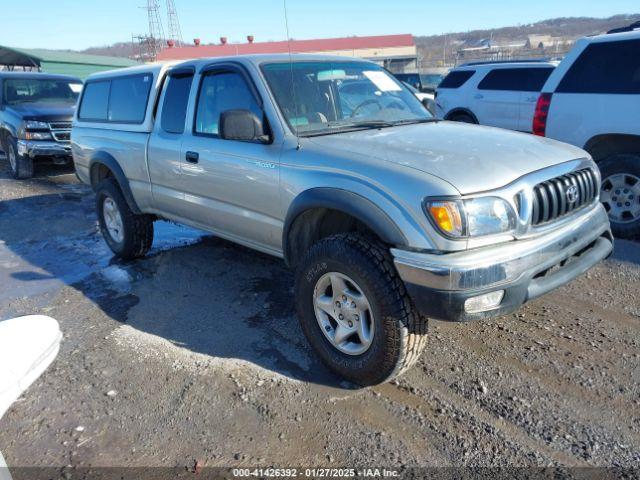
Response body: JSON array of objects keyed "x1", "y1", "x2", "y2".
[
  {"x1": 3, "y1": 78, "x2": 82, "y2": 106},
  {"x1": 262, "y1": 61, "x2": 432, "y2": 136}
]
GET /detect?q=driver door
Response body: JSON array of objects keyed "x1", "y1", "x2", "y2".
[{"x1": 177, "y1": 65, "x2": 282, "y2": 252}]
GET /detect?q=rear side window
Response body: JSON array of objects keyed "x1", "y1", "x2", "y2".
[
  {"x1": 161, "y1": 73, "x2": 194, "y2": 134},
  {"x1": 478, "y1": 68, "x2": 554, "y2": 92},
  {"x1": 557, "y1": 39, "x2": 640, "y2": 94},
  {"x1": 439, "y1": 70, "x2": 475, "y2": 89},
  {"x1": 78, "y1": 81, "x2": 110, "y2": 120},
  {"x1": 78, "y1": 73, "x2": 152, "y2": 123}
]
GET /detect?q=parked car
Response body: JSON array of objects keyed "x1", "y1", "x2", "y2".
[
  {"x1": 402, "y1": 81, "x2": 435, "y2": 114},
  {"x1": 534, "y1": 25, "x2": 640, "y2": 238},
  {"x1": 435, "y1": 61, "x2": 556, "y2": 132},
  {"x1": 72, "y1": 55, "x2": 612, "y2": 386},
  {"x1": 0, "y1": 72, "x2": 82, "y2": 179},
  {"x1": 394, "y1": 73, "x2": 444, "y2": 93}
]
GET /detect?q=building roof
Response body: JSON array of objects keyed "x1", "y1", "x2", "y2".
[
  {"x1": 157, "y1": 34, "x2": 415, "y2": 61},
  {"x1": 0, "y1": 71, "x2": 82, "y2": 80},
  {"x1": 0, "y1": 46, "x2": 138, "y2": 68}
]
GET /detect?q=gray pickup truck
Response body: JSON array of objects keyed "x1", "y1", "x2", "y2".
[{"x1": 71, "y1": 55, "x2": 613, "y2": 385}]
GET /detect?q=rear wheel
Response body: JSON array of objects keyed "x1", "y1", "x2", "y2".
[
  {"x1": 295, "y1": 234, "x2": 428, "y2": 386},
  {"x1": 599, "y1": 154, "x2": 640, "y2": 239},
  {"x1": 3, "y1": 136, "x2": 33, "y2": 179},
  {"x1": 95, "y1": 178, "x2": 154, "y2": 260}
]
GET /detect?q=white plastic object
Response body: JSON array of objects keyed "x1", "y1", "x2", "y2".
[{"x1": 0, "y1": 315, "x2": 62, "y2": 419}]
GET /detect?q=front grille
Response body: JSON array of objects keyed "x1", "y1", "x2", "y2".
[
  {"x1": 531, "y1": 168, "x2": 598, "y2": 226},
  {"x1": 49, "y1": 122, "x2": 72, "y2": 143},
  {"x1": 52, "y1": 131, "x2": 71, "y2": 142},
  {"x1": 49, "y1": 122, "x2": 72, "y2": 130}
]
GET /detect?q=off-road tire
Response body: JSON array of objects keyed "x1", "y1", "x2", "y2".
[
  {"x1": 599, "y1": 154, "x2": 640, "y2": 239},
  {"x1": 95, "y1": 178, "x2": 154, "y2": 260},
  {"x1": 448, "y1": 112, "x2": 476, "y2": 124},
  {"x1": 3, "y1": 135, "x2": 34, "y2": 179},
  {"x1": 295, "y1": 234, "x2": 428, "y2": 386}
]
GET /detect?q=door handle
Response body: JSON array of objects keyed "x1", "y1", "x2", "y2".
[
  {"x1": 185, "y1": 151, "x2": 199, "y2": 164},
  {"x1": 473, "y1": 94, "x2": 484, "y2": 99}
]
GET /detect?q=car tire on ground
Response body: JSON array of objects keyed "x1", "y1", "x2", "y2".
[
  {"x1": 448, "y1": 112, "x2": 476, "y2": 124},
  {"x1": 95, "y1": 178, "x2": 154, "y2": 260},
  {"x1": 295, "y1": 233, "x2": 428, "y2": 386},
  {"x1": 598, "y1": 154, "x2": 640, "y2": 239},
  {"x1": 2, "y1": 135, "x2": 34, "y2": 179}
]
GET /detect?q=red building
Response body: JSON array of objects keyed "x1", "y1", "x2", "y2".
[{"x1": 157, "y1": 34, "x2": 417, "y2": 72}]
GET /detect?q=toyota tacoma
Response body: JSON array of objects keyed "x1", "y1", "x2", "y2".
[{"x1": 71, "y1": 57, "x2": 613, "y2": 386}]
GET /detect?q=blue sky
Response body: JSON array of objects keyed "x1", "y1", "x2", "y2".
[{"x1": 2, "y1": 0, "x2": 639, "y2": 50}]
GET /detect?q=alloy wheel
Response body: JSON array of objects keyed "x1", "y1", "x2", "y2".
[
  {"x1": 601, "y1": 173, "x2": 640, "y2": 224},
  {"x1": 102, "y1": 197, "x2": 125, "y2": 243},
  {"x1": 313, "y1": 272, "x2": 374, "y2": 356}
]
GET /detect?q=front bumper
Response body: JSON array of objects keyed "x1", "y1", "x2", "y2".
[
  {"x1": 17, "y1": 140, "x2": 72, "y2": 160},
  {"x1": 392, "y1": 204, "x2": 613, "y2": 322}
]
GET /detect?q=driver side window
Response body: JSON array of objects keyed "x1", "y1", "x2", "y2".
[{"x1": 194, "y1": 71, "x2": 262, "y2": 136}]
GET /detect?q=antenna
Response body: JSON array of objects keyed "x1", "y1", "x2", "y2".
[
  {"x1": 166, "y1": 0, "x2": 184, "y2": 47},
  {"x1": 282, "y1": 0, "x2": 301, "y2": 149}
]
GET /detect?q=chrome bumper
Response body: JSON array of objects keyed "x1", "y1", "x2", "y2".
[
  {"x1": 392, "y1": 204, "x2": 611, "y2": 292},
  {"x1": 392, "y1": 204, "x2": 613, "y2": 321},
  {"x1": 17, "y1": 140, "x2": 72, "y2": 159}
]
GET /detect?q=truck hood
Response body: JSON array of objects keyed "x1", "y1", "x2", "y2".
[
  {"x1": 6, "y1": 103, "x2": 75, "y2": 122},
  {"x1": 307, "y1": 121, "x2": 588, "y2": 194}
]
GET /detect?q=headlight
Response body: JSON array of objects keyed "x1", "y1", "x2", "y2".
[
  {"x1": 425, "y1": 197, "x2": 517, "y2": 238},
  {"x1": 24, "y1": 131, "x2": 53, "y2": 140},
  {"x1": 18, "y1": 121, "x2": 53, "y2": 140},
  {"x1": 24, "y1": 121, "x2": 50, "y2": 130}
]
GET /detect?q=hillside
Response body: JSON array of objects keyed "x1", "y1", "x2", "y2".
[
  {"x1": 77, "y1": 14, "x2": 640, "y2": 63},
  {"x1": 416, "y1": 14, "x2": 640, "y2": 66}
]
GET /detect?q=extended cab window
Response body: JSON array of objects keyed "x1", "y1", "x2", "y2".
[
  {"x1": 161, "y1": 72, "x2": 194, "y2": 134},
  {"x1": 557, "y1": 39, "x2": 640, "y2": 94},
  {"x1": 439, "y1": 70, "x2": 475, "y2": 89},
  {"x1": 478, "y1": 68, "x2": 554, "y2": 92},
  {"x1": 109, "y1": 75, "x2": 152, "y2": 123},
  {"x1": 78, "y1": 81, "x2": 110, "y2": 120},
  {"x1": 79, "y1": 73, "x2": 152, "y2": 123},
  {"x1": 194, "y1": 71, "x2": 262, "y2": 136}
]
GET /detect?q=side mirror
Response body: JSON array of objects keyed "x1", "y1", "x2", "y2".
[{"x1": 219, "y1": 109, "x2": 270, "y2": 143}]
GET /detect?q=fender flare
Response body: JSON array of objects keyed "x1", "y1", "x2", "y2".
[
  {"x1": 89, "y1": 152, "x2": 142, "y2": 214},
  {"x1": 444, "y1": 108, "x2": 479, "y2": 124},
  {"x1": 283, "y1": 188, "x2": 408, "y2": 265}
]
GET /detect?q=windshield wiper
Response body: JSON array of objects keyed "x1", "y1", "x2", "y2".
[
  {"x1": 327, "y1": 120, "x2": 396, "y2": 129},
  {"x1": 391, "y1": 118, "x2": 439, "y2": 126}
]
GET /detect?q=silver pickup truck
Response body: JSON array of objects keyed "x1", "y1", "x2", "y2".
[{"x1": 71, "y1": 55, "x2": 613, "y2": 386}]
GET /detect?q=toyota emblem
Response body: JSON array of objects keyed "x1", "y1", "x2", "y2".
[{"x1": 566, "y1": 185, "x2": 579, "y2": 204}]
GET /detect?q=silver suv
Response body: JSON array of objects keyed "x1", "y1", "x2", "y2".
[{"x1": 71, "y1": 55, "x2": 613, "y2": 386}]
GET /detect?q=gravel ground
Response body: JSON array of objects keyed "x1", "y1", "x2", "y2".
[{"x1": 0, "y1": 158, "x2": 638, "y2": 476}]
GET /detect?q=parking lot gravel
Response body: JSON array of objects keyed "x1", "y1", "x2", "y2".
[{"x1": 0, "y1": 159, "x2": 638, "y2": 473}]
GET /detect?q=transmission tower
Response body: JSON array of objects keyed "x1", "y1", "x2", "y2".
[
  {"x1": 143, "y1": 0, "x2": 165, "y2": 59},
  {"x1": 166, "y1": 0, "x2": 184, "y2": 47}
]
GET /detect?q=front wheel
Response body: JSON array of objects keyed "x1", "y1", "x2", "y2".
[
  {"x1": 599, "y1": 154, "x2": 640, "y2": 239},
  {"x1": 295, "y1": 234, "x2": 428, "y2": 386},
  {"x1": 3, "y1": 136, "x2": 33, "y2": 179},
  {"x1": 95, "y1": 178, "x2": 154, "y2": 260}
]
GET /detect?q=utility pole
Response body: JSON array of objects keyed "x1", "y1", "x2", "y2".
[{"x1": 166, "y1": 0, "x2": 184, "y2": 47}]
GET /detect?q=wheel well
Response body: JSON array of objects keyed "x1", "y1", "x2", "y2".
[
  {"x1": 286, "y1": 208, "x2": 382, "y2": 269},
  {"x1": 444, "y1": 108, "x2": 478, "y2": 123},
  {"x1": 90, "y1": 162, "x2": 115, "y2": 189},
  {"x1": 584, "y1": 134, "x2": 640, "y2": 163}
]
